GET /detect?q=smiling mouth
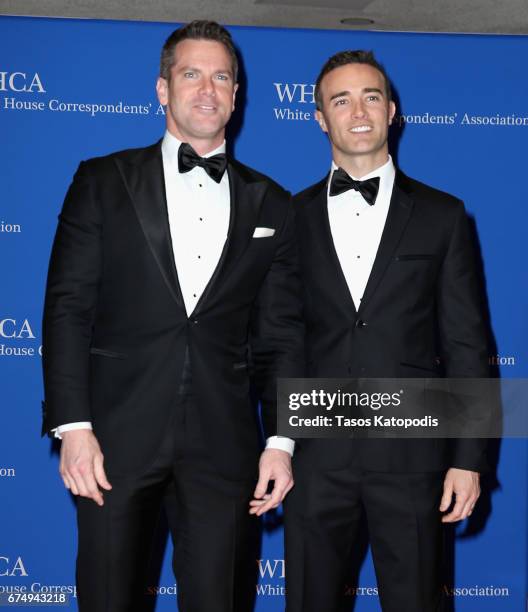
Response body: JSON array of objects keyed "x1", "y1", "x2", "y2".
[
  {"x1": 196, "y1": 104, "x2": 217, "y2": 112},
  {"x1": 349, "y1": 125, "x2": 373, "y2": 133}
]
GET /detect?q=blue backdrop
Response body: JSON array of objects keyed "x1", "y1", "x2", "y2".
[{"x1": 0, "y1": 16, "x2": 527, "y2": 610}]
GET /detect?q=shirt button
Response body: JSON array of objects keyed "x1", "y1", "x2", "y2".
[
  {"x1": 356, "y1": 213, "x2": 360, "y2": 217},
  {"x1": 199, "y1": 183, "x2": 203, "y2": 188},
  {"x1": 357, "y1": 255, "x2": 361, "y2": 259},
  {"x1": 198, "y1": 255, "x2": 201, "y2": 259},
  {"x1": 199, "y1": 217, "x2": 203, "y2": 221}
]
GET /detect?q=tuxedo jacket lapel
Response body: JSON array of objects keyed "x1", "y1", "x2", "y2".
[
  {"x1": 116, "y1": 146, "x2": 270, "y2": 318},
  {"x1": 306, "y1": 176, "x2": 358, "y2": 315},
  {"x1": 358, "y1": 170, "x2": 414, "y2": 313},
  {"x1": 190, "y1": 158, "x2": 268, "y2": 317},
  {"x1": 115, "y1": 141, "x2": 185, "y2": 311},
  {"x1": 304, "y1": 170, "x2": 414, "y2": 316}
]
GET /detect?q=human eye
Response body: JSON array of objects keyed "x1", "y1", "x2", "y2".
[
  {"x1": 183, "y1": 71, "x2": 196, "y2": 78},
  {"x1": 366, "y1": 94, "x2": 380, "y2": 102},
  {"x1": 215, "y1": 73, "x2": 230, "y2": 81},
  {"x1": 334, "y1": 98, "x2": 347, "y2": 107}
]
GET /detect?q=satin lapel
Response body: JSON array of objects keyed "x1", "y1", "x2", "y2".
[
  {"x1": 114, "y1": 142, "x2": 184, "y2": 310},
  {"x1": 308, "y1": 177, "x2": 358, "y2": 315},
  {"x1": 191, "y1": 160, "x2": 267, "y2": 317},
  {"x1": 358, "y1": 172, "x2": 414, "y2": 313}
]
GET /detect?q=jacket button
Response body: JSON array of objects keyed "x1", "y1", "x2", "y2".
[
  {"x1": 355, "y1": 319, "x2": 367, "y2": 328},
  {"x1": 192, "y1": 319, "x2": 198, "y2": 325}
]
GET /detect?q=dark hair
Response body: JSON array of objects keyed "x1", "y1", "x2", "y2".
[
  {"x1": 314, "y1": 50, "x2": 392, "y2": 110},
  {"x1": 160, "y1": 20, "x2": 238, "y2": 82}
]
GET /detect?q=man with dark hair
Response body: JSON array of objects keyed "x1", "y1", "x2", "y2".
[
  {"x1": 42, "y1": 20, "x2": 303, "y2": 611},
  {"x1": 314, "y1": 50, "x2": 392, "y2": 110},
  {"x1": 159, "y1": 20, "x2": 239, "y2": 82},
  {"x1": 285, "y1": 49, "x2": 488, "y2": 611}
]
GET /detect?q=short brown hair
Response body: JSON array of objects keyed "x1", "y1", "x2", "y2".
[
  {"x1": 160, "y1": 20, "x2": 239, "y2": 82},
  {"x1": 315, "y1": 50, "x2": 392, "y2": 110}
]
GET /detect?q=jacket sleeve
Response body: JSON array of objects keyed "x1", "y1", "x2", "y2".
[
  {"x1": 249, "y1": 195, "x2": 305, "y2": 440},
  {"x1": 437, "y1": 200, "x2": 490, "y2": 472},
  {"x1": 41, "y1": 161, "x2": 102, "y2": 435}
]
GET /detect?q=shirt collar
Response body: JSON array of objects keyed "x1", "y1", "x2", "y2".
[
  {"x1": 161, "y1": 130, "x2": 227, "y2": 165},
  {"x1": 330, "y1": 155, "x2": 395, "y2": 184}
]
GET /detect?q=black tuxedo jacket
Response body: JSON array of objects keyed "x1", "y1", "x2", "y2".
[
  {"x1": 42, "y1": 141, "x2": 304, "y2": 479},
  {"x1": 294, "y1": 169, "x2": 488, "y2": 473}
]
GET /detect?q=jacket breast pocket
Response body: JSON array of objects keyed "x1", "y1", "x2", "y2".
[
  {"x1": 394, "y1": 254, "x2": 435, "y2": 261},
  {"x1": 252, "y1": 227, "x2": 276, "y2": 238}
]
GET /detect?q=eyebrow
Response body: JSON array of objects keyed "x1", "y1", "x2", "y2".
[
  {"x1": 179, "y1": 65, "x2": 233, "y2": 77},
  {"x1": 329, "y1": 87, "x2": 384, "y2": 101},
  {"x1": 329, "y1": 90, "x2": 350, "y2": 101}
]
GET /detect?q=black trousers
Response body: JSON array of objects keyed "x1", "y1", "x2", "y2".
[
  {"x1": 284, "y1": 453, "x2": 445, "y2": 612},
  {"x1": 76, "y1": 393, "x2": 259, "y2": 611}
]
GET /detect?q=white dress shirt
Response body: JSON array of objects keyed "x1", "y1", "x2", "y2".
[
  {"x1": 327, "y1": 156, "x2": 396, "y2": 309},
  {"x1": 162, "y1": 131, "x2": 230, "y2": 316},
  {"x1": 56, "y1": 131, "x2": 293, "y2": 454}
]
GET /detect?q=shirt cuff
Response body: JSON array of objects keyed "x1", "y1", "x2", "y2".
[
  {"x1": 53, "y1": 422, "x2": 93, "y2": 439},
  {"x1": 265, "y1": 436, "x2": 295, "y2": 456}
]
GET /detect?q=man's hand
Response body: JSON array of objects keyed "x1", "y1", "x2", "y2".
[
  {"x1": 249, "y1": 449, "x2": 294, "y2": 516},
  {"x1": 440, "y1": 467, "x2": 480, "y2": 523},
  {"x1": 59, "y1": 429, "x2": 112, "y2": 506}
]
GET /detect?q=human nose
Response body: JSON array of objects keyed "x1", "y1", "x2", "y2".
[
  {"x1": 350, "y1": 98, "x2": 367, "y2": 118},
  {"x1": 199, "y1": 76, "x2": 216, "y2": 97}
]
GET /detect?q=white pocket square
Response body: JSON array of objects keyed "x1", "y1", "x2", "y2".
[{"x1": 253, "y1": 227, "x2": 275, "y2": 238}]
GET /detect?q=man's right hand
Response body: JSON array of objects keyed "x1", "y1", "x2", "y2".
[{"x1": 59, "y1": 430, "x2": 112, "y2": 506}]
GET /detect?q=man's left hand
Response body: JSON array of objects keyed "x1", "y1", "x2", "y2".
[
  {"x1": 249, "y1": 449, "x2": 294, "y2": 516},
  {"x1": 440, "y1": 467, "x2": 480, "y2": 522}
]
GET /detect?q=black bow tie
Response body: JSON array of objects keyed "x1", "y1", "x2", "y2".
[
  {"x1": 178, "y1": 142, "x2": 227, "y2": 183},
  {"x1": 329, "y1": 167, "x2": 380, "y2": 206}
]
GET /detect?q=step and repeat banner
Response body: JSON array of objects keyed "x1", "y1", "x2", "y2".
[{"x1": 1, "y1": 15, "x2": 527, "y2": 611}]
